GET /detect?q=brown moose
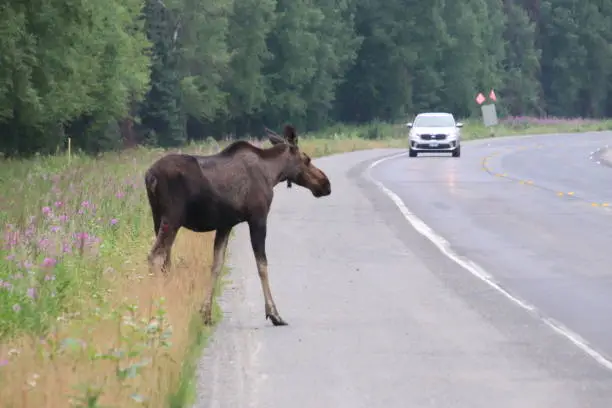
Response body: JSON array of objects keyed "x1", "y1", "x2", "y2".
[{"x1": 144, "y1": 125, "x2": 331, "y2": 326}]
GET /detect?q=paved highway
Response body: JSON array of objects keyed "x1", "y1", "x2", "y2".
[{"x1": 195, "y1": 132, "x2": 612, "y2": 408}]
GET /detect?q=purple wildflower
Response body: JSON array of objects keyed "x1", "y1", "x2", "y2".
[
  {"x1": 38, "y1": 238, "x2": 50, "y2": 249},
  {"x1": 41, "y1": 257, "x2": 57, "y2": 268},
  {"x1": 54, "y1": 201, "x2": 63, "y2": 208},
  {"x1": 76, "y1": 232, "x2": 89, "y2": 241},
  {"x1": 25, "y1": 227, "x2": 35, "y2": 237},
  {"x1": 27, "y1": 287, "x2": 37, "y2": 299},
  {"x1": 42, "y1": 206, "x2": 52, "y2": 216},
  {"x1": 4, "y1": 230, "x2": 20, "y2": 248},
  {"x1": 110, "y1": 218, "x2": 118, "y2": 225},
  {"x1": 0, "y1": 359, "x2": 8, "y2": 367}
]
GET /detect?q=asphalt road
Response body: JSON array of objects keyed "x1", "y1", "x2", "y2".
[{"x1": 195, "y1": 133, "x2": 612, "y2": 408}]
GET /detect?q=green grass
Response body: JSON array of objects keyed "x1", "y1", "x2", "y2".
[
  {"x1": 0, "y1": 152, "x2": 153, "y2": 340},
  {"x1": 167, "y1": 268, "x2": 229, "y2": 408}
]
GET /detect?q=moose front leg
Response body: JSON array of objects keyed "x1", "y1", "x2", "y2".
[
  {"x1": 248, "y1": 220, "x2": 288, "y2": 326},
  {"x1": 201, "y1": 227, "x2": 231, "y2": 326}
]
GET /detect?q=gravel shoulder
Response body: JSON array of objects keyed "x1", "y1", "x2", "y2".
[{"x1": 194, "y1": 147, "x2": 612, "y2": 408}]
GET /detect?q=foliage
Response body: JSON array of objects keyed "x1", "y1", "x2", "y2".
[
  {"x1": 0, "y1": 0, "x2": 150, "y2": 156},
  {"x1": 2, "y1": 0, "x2": 612, "y2": 157}
]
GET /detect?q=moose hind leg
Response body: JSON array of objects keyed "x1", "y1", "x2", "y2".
[
  {"x1": 201, "y1": 227, "x2": 231, "y2": 326},
  {"x1": 249, "y1": 219, "x2": 287, "y2": 326},
  {"x1": 147, "y1": 218, "x2": 179, "y2": 275}
]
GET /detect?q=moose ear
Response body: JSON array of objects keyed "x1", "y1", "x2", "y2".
[
  {"x1": 283, "y1": 124, "x2": 298, "y2": 146},
  {"x1": 268, "y1": 134, "x2": 285, "y2": 145}
]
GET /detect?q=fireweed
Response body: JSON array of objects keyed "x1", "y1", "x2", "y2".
[{"x1": 0, "y1": 154, "x2": 150, "y2": 340}]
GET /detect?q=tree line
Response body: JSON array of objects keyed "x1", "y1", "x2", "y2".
[{"x1": 1, "y1": 0, "x2": 610, "y2": 156}]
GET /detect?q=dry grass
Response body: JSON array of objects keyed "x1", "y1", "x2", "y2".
[{"x1": 0, "y1": 229, "x2": 214, "y2": 408}]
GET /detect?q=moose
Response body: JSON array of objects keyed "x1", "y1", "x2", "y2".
[{"x1": 144, "y1": 125, "x2": 331, "y2": 326}]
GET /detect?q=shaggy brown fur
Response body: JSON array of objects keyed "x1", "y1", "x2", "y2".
[{"x1": 144, "y1": 125, "x2": 331, "y2": 326}]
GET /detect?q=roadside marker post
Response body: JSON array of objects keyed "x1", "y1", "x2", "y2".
[{"x1": 476, "y1": 89, "x2": 499, "y2": 137}]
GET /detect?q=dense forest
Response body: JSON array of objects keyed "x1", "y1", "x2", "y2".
[{"x1": 0, "y1": 0, "x2": 610, "y2": 156}]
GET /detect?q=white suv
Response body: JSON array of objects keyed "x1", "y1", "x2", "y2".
[{"x1": 406, "y1": 112, "x2": 462, "y2": 157}]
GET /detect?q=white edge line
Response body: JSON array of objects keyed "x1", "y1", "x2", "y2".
[{"x1": 366, "y1": 151, "x2": 612, "y2": 372}]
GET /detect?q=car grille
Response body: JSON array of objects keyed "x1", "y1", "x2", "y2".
[
  {"x1": 420, "y1": 134, "x2": 448, "y2": 140},
  {"x1": 416, "y1": 143, "x2": 452, "y2": 149}
]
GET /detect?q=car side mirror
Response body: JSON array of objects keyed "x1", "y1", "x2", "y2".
[
  {"x1": 456, "y1": 122, "x2": 463, "y2": 128},
  {"x1": 406, "y1": 122, "x2": 413, "y2": 128}
]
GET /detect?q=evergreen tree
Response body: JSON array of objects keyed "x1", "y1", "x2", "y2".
[
  {"x1": 501, "y1": 0, "x2": 542, "y2": 116},
  {"x1": 139, "y1": 0, "x2": 185, "y2": 147}
]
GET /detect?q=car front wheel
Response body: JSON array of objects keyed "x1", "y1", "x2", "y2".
[
  {"x1": 452, "y1": 146, "x2": 461, "y2": 157},
  {"x1": 409, "y1": 148, "x2": 418, "y2": 157}
]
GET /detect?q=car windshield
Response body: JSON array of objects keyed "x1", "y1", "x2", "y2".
[{"x1": 414, "y1": 115, "x2": 455, "y2": 127}]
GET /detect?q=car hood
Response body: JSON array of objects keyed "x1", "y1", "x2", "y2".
[{"x1": 411, "y1": 126, "x2": 457, "y2": 134}]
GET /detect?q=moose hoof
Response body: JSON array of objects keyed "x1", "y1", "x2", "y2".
[{"x1": 266, "y1": 313, "x2": 288, "y2": 326}]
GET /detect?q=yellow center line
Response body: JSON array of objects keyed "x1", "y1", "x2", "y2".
[{"x1": 481, "y1": 145, "x2": 611, "y2": 210}]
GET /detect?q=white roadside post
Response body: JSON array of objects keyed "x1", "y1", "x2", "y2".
[{"x1": 481, "y1": 103, "x2": 498, "y2": 137}]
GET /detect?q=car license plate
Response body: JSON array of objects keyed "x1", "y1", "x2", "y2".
[{"x1": 430, "y1": 142, "x2": 438, "y2": 147}]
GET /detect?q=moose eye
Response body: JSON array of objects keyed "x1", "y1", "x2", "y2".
[{"x1": 304, "y1": 156, "x2": 311, "y2": 165}]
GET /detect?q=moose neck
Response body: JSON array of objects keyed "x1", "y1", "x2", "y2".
[{"x1": 258, "y1": 144, "x2": 293, "y2": 187}]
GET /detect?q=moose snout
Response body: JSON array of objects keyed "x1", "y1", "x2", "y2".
[{"x1": 314, "y1": 178, "x2": 331, "y2": 197}]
